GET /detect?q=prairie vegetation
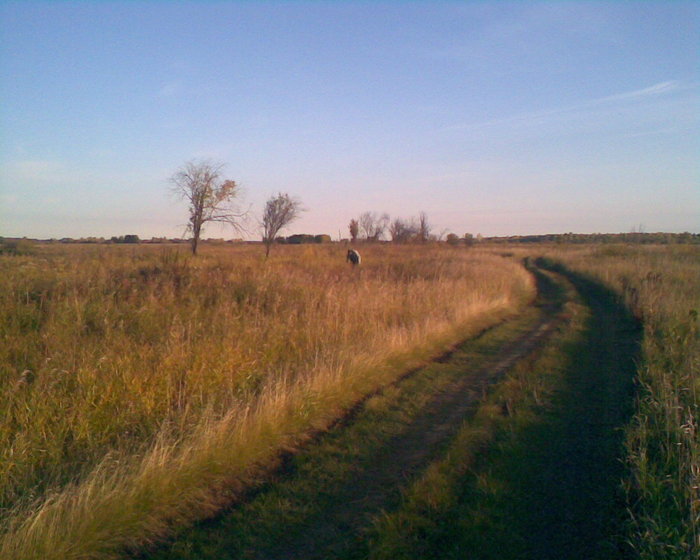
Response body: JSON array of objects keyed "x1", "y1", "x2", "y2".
[
  {"x1": 346, "y1": 245, "x2": 697, "y2": 559},
  {"x1": 0, "y1": 243, "x2": 534, "y2": 559},
  {"x1": 148, "y1": 277, "x2": 558, "y2": 559},
  {"x1": 368, "y1": 262, "x2": 639, "y2": 559},
  {"x1": 537, "y1": 245, "x2": 700, "y2": 558},
  {"x1": 2, "y1": 241, "x2": 696, "y2": 559}
]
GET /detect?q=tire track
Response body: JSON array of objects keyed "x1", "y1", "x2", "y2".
[
  {"x1": 145, "y1": 264, "x2": 567, "y2": 560},
  {"x1": 251, "y1": 266, "x2": 567, "y2": 560},
  {"x1": 264, "y1": 318, "x2": 563, "y2": 560}
]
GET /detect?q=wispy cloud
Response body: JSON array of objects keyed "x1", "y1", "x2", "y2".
[
  {"x1": 441, "y1": 80, "x2": 692, "y2": 133},
  {"x1": 423, "y1": 3, "x2": 621, "y2": 63},
  {"x1": 597, "y1": 80, "x2": 681, "y2": 103},
  {"x1": 155, "y1": 81, "x2": 229, "y2": 100},
  {"x1": 156, "y1": 82, "x2": 182, "y2": 98}
]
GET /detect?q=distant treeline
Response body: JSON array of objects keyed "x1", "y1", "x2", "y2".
[
  {"x1": 275, "y1": 234, "x2": 332, "y2": 244},
  {"x1": 0, "y1": 235, "x2": 334, "y2": 246},
  {"x1": 8, "y1": 236, "x2": 241, "y2": 245},
  {"x1": 481, "y1": 232, "x2": 700, "y2": 244},
  {"x1": 3, "y1": 231, "x2": 698, "y2": 248}
]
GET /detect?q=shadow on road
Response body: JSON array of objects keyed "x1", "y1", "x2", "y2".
[{"x1": 440, "y1": 261, "x2": 642, "y2": 560}]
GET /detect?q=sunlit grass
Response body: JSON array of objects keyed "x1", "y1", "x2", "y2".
[
  {"x1": 150, "y1": 297, "x2": 551, "y2": 560},
  {"x1": 0, "y1": 243, "x2": 534, "y2": 559}
]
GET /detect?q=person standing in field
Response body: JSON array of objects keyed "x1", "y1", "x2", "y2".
[{"x1": 347, "y1": 249, "x2": 361, "y2": 266}]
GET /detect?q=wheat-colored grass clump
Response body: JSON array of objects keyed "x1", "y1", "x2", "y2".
[{"x1": 0, "y1": 243, "x2": 533, "y2": 559}]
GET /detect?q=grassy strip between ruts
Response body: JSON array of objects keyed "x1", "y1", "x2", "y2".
[
  {"x1": 367, "y1": 264, "x2": 640, "y2": 560},
  {"x1": 140, "y1": 284, "x2": 552, "y2": 559}
]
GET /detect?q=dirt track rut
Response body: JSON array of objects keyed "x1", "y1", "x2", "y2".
[
  {"x1": 147, "y1": 263, "x2": 568, "y2": 560},
  {"x1": 261, "y1": 311, "x2": 564, "y2": 560}
]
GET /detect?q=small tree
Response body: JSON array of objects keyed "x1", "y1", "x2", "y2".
[
  {"x1": 349, "y1": 219, "x2": 359, "y2": 243},
  {"x1": 446, "y1": 233, "x2": 461, "y2": 245},
  {"x1": 262, "y1": 192, "x2": 303, "y2": 257},
  {"x1": 389, "y1": 216, "x2": 419, "y2": 243},
  {"x1": 170, "y1": 160, "x2": 246, "y2": 255},
  {"x1": 418, "y1": 211, "x2": 431, "y2": 243},
  {"x1": 123, "y1": 234, "x2": 140, "y2": 244}
]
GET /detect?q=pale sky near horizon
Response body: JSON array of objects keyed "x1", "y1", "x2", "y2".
[{"x1": 1, "y1": 1, "x2": 698, "y2": 240}]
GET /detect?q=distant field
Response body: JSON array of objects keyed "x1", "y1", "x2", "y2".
[
  {"x1": 0, "y1": 243, "x2": 534, "y2": 559},
  {"x1": 1, "y1": 241, "x2": 696, "y2": 559}
]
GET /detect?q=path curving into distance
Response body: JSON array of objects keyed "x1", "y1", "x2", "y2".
[{"x1": 141, "y1": 260, "x2": 639, "y2": 560}]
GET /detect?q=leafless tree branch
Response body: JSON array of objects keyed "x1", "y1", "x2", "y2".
[
  {"x1": 170, "y1": 160, "x2": 247, "y2": 255},
  {"x1": 261, "y1": 192, "x2": 304, "y2": 257}
]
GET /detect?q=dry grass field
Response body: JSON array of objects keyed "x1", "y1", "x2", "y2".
[
  {"x1": 0, "y1": 243, "x2": 534, "y2": 559},
  {"x1": 1, "y1": 241, "x2": 696, "y2": 559}
]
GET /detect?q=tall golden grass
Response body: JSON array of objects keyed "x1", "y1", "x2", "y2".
[
  {"x1": 536, "y1": 244, "x2": 700, "y2": 558},
  {"x1": 0, "y1": 243, "x2": 534, "y2": 559}
]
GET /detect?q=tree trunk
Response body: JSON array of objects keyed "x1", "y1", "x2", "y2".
[{"x1": 191, "y1": 218, "x2": 202, "y2": 255}]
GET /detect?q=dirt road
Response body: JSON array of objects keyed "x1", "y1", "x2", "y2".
[{"x1": 145, "y1": 262, "x2": 638, "y2": 560}]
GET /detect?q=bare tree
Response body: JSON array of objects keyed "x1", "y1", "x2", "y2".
[
  {"x1": 378, "y1": 212, "x2": 390, "y2": 240},
  {"x1": 262, "y1": 192, "x2": 304, "y2": 257},
  {"x1": 358, "y1": 212, "x2": 373, "y2": 240},
  {"x1": 388, "y1": 217, "x2": 403, "y2": 242},
  {"x1": 358, "y1": 211, "x2": 390, "y2": 242},
  {"x1": 170, "y1": 160, "x2": 246, "y2": 255},
  {"x1": 418, "y1": 211, "x2": 432, "y2": 243},
  {"x1": 389, "y1": 216, "x2": 419, "y2": 243},
  {"x1": 436, "y1": 228, "x2": 450, "y2": 242}
]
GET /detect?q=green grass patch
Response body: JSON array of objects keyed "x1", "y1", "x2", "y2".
[{"x1": 536, "y1": 245, "x2": 700, "y2": 558}]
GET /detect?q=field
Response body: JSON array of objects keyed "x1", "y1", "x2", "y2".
[
  {"x1": 0, "y1": 241, "x2": 697, "y2": 559},
  {"x1": 0, "y1": 243, "x2": 533, "y2": 559}
]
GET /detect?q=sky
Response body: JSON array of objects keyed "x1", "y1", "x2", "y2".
[{"x1": 1, "y1": 1, "x2": 698, "y2": 240}]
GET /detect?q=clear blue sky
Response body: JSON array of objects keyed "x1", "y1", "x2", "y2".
[{"x1": 1, "y1": 1, "x2": 698, "y2": 240}]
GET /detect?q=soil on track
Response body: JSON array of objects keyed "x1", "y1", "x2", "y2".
[
  {"x1": 256, "y1": 279, "x2": 564, "y2": 560},
  {"x1": 145, "y1": 262, "x2": 638, "y2": 560},
  {"x1": 494, "y1": 262, "x2": 640, "y2": 560}
]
